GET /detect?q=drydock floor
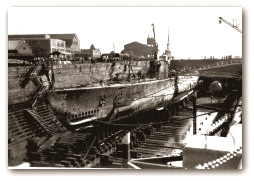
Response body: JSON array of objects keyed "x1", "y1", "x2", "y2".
[
  {"x1": 9, "y1": 94, "x2": 242, "y2": 169},
  {"x1": 92, "y1": 108, "x2": 194, "y2": 168}
]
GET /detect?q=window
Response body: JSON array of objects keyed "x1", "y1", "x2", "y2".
[{"x1": 23, "y1": 47, "x2": 26, "y2": 50}]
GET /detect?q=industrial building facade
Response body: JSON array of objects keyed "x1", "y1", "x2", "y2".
[
  {"x1": 124, "y1": 41, "x2": 156, "y2": 58},
  {"x1": 26, "y1": 39, "x2": 67, "y2": 58}
]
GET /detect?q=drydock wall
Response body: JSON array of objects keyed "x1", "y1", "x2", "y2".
[
  {"x1": 8, "y1": 60, "x2": 168, "y2": 105},
  {"x1": 8, "y1": 66, "x2": 37, "y2": 105},
  {"x1": 8, "y1": 60, "x2": 170, "y2": 123},
  {"x1": 53, "y1": 60, "x2": 168, "y2": 89}
]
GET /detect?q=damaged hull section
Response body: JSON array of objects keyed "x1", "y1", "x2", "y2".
[{"x1": 48, "y1": 78, "x2": 176, "y2": 127}]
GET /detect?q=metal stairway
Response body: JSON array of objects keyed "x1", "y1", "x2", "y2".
[{"x1": 25, "y1": 105, "x2": 65, "y2": 136}]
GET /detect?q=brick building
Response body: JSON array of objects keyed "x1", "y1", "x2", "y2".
[{"x1": 124, "y1": 41, "x2": 156, "y2": 58}]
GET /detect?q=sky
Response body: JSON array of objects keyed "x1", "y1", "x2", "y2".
[{"x1": 8, "y1": 6, "x2": 242, "y2": 59}]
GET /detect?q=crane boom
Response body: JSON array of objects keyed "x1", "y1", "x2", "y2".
[
  {"x1": 167, "y1": 28, "x2": 170, "y2": 50},
  {"x1": 219, "y1": 17, "x2": 242, "y2": 33},
  {"x1": 151, "y1": 23, "x2": 158, "y2": 59},
  {"x1": 151, "y1": 24, "x2": 157, "y2": 46}
]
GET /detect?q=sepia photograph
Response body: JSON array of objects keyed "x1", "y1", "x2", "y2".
[{"x1": 7, "y1": 5, "x2": 242, "y2": 170}]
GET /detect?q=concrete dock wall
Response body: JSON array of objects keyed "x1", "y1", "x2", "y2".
[
  {"x1": 8, "y1": 66, "x2": 36, "y2": 105},
  {"x1": 53, "y1": 60, "x2": 168, "y2": 89},
  {"x1": 8, "y1": 60, "x2": 169, "y2": 105}
]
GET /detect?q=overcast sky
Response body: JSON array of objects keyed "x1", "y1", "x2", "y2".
[{"x1": 8, "y1": 6, "x2": 242, "y2": 59}]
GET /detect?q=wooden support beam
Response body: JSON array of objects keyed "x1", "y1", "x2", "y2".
[
  {"x1": 192, "y1": 91, "x2": 197, "y2": 135},
  {"x1": 196, "y1": 105, "x2": 223, "y2": 111}
]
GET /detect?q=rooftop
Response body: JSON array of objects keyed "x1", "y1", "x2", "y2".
[{"x1": 8, "y1": 40, "x2": 25, "y2": 50}]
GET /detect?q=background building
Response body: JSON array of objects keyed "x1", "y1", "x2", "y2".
[
  {"x1": 49, "y1": 34, "x2": 80, "y2": 57},
  {"x1": 26, "y1": 39, "x2": 67, "y2": 58},
  {"x1": 80, "y1": 44, "x2": 101, "y2": 59},
  {"x1": 8, "y1": 34, "x2": 80, "y2": 58},
  {"x1": 8, "y1": 40, "x2": 33, "y2": 59},
  {"x1": 124, "y1": 41, "x2": 156, "y2": 58}
]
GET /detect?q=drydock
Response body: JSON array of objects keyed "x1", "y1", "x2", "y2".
[
  {"x1": 8, "y1": 20, "x2": 242, "y2": 169},
  {"x1": 8, "y1": 56, "x2": 242, "y2": 169}
]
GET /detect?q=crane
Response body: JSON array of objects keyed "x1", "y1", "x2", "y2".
[
  {"x1": 167, "y1": 28, "x2": 170, "y2": 50},
  {"x1": 218, "y1": 17, "x2": 242, "y2": 33},
  {"x1": 164, "y1": 28, "x2": 171, "y2": 57},
  {"x1": 151, "y1": 23, "x2": 157, "y2": 46},
  {"x1": 151, "y1": 23, "x2": 158, "y2": 59}
]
